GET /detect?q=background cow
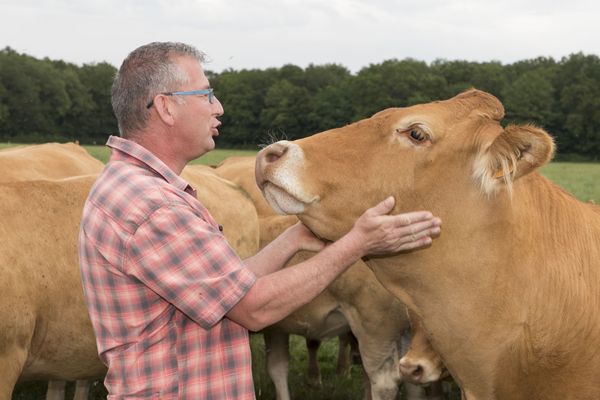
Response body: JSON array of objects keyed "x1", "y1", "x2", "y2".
[
  {"x1": 0, "y1": 142, "x2": 104, "y2": 183},
  {"x1": 0, "y1": 143, "x2": 106, "y2": 400},
  {"x1": 255, "y1": 89, "x2": 600, "y2": 400}
]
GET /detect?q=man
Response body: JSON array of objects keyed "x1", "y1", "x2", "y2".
[{"x1": 79, "y1": 42, "x2": 442, "y2": 399}]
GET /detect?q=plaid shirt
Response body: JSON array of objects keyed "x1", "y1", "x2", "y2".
[{"x1": 79, "y1": 136, "x2": 257, "y2": 399}]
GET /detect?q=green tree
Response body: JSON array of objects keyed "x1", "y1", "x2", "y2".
[
  {"x1": 0, "y1": 80, "x2": 8, "y2": 125},
  {"x1": 502, "y1": 69, "x2": 557, "y2": 128},
  {"x1": 52, "y1": 60, "x2": 96, "y2": 138},
  {"x1": 350, "y1": 58, "x2": 446, "y2": 119},
  {"x1": 77, "y1": 62, "x2": 118, "y2": 143},
  {"x1": 0, "y1": 48, "x2": 70, "y2": 140},
  {"x1": 303, "y1": 64, "x2": 353, "y2": 133},
  {"x1": 211, "y1": 68, "x2": 276, "y2": 147},
  {"x1": 260, "y1": 79, "x2": 311, "y2": 140},
  {"x1": 553, "y1": 53, "x2": 600, "y2": 158}
]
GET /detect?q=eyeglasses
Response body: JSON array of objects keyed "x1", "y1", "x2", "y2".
[{"x1": 146, "y1": 88, "x2": 215, "y2": 109}]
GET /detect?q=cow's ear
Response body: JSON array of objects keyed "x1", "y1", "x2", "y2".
[{"x1": 474, "y1": 124, "x2": 555, "y2": 196}]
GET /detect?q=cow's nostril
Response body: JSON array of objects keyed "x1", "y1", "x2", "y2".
[
  {"x1": 260, "y1": 141, "x2": 289, "y2": 165},
  {"x1": 412, "y1": 365, "x2": 423, "y2": 378},
  {"x1": 255, "y1": 141, "x2": 292, "y2": 189},
  {"x1": 266, "y1": 152, "x2": 280, "y2": 163}
]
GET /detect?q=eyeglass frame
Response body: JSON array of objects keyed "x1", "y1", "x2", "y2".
[{"x1": 146, "y1": 88, "x2": 215, "y2": 109}]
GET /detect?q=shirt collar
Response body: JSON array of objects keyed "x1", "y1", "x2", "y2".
[{"x1": 106, "y1": 135, "x2": 192, "y2": 193}]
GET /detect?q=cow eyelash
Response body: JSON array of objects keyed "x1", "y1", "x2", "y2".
[{"x1": 396, "y1": 125, "x2": 431, "y2": 144}]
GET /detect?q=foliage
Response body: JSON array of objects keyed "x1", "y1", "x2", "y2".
[{"x1": 1, "y1": 47, "x2": 599, "y2": 159}]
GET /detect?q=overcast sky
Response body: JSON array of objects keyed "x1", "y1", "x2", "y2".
[{"x1": 1, "y1": 0, "x2": 599, "y2": 73}]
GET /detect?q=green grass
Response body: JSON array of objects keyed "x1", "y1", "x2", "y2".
[
  {"x1": 6, "y1": 142, "x2": 598, "y2": 203},
  {"x1": 4, "y1": 142, "x2": 598, "y2": 198},
  {"x1": 540, "y1": 162, "x2": 600, "y2": 204},
  {"x1": 81, "y1": 144, "x2": 257, "y2": 165},
  {"x1": 0, "y1": 142, "x2": 257, "y2": 166},
  {"x1": 251, "y1": 335, "x2": 367, "y2": 400}
]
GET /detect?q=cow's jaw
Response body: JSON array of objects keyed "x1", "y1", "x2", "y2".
[
  {"x1": 256, "y1": 141, "x2": 320, "y2": 215},
  {"x1": 262, "y1": 181, "x2": 311, "y2": 214}
]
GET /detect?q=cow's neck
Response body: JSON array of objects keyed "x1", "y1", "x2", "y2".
[{"x1": 370, "y1": 171, "x2": 600, "y2": 399}]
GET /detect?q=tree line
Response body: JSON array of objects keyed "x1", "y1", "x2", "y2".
[{"x1": 1, "y1": 46, "x2": 599, "y2": 159}]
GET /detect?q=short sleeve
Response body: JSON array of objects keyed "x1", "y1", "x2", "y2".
[{"x1": 126, "y1": 203, "x2": 256, "y2": 329}]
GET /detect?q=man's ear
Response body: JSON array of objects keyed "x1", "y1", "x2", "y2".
[
  {"x1": 153, "y1": 95, "x2": 176, "y2": 126},
  {"x1": 474, "y1": 124, "x2": 555, "y2": 196}
]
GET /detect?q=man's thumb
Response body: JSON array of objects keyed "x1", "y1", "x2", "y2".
[{"x1": 372, "y1": 196, "x2": 395, "y2": 215}]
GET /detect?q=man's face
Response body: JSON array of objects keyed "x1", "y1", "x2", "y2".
[{"x1": 173, "y1": 56, "x2": 224, "y2": 161}]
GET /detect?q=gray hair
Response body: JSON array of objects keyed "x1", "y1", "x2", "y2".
[{"x1": 111, "y1": 42, "x2": 206, "y2": 136}]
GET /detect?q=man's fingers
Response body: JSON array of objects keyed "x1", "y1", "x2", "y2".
[
  {"x1": 383, "y1": 222, "x2": 441, "y2": 253},
  {"x1": 397, "y1": 236, "x2": 433, "y2": 252},
  {"x1": 393, "y1": 211, "x2": 437, "y2": 227},
  {"x1": 401, "y1": 224, "x2": 441, "y2": 244},
  {"x1": 401, "y1": 219, "x2": 442, "y2": 239},
  {"x1": 354, "y1": 202, "x2": 442, "y2": 254},
  {"x1": 368, "y1": 196, "x2": 396, "y2": 216}
]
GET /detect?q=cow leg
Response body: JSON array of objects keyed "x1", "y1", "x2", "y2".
[
  {"x1": 360, "y1": 363, "x2": 372, "y2": 400},
  {"x1": 359, "y1": 344, "x2": 399, "y2": 400},
  {"x1": 264, "y1": 331, "x2": 291, "y2": 400},
  {"x1": 403, "y1": 383, "x2": 429, "y2": 400},
  {"x1": 424, "y1": 380, "x2": 445, "y2": 400},
  {"x1": 73, "y1": 380, "x2": 91, "y2": 400},
  {"x1": 46, "y1": 381, "x2": 66, "y2": 400},
  {"x1": 336, "y1": 333, "x2": 356, "y2": 376},
  {"x1": 46, "y1": 380, "x2": 91, "y2": 400},
  {"x1": 0, "y1": 347, "x2": 27, "y2": 400},
  {"x1": 305, "y1": 338, "x2": 322, "y2": 387}
]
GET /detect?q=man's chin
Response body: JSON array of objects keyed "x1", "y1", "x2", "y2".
[{"x1": 207, "y1": 139, "x2": 216, "y2": 151}]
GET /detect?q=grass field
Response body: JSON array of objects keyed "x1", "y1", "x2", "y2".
[
  {"x1": 80, "y1": 144, "x2": 259, "y2": 165},
  {"x1": 4, "y1": 142, "x2": 599, "y2": 400},
  {"x1": 80, "y1": 143, "x2": 600, "y2": 204},
  {"x1": 3, "y1": 142, "x2": 596, "y2": 202}
]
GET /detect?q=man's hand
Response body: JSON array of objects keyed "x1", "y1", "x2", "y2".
[
  {"x1": 284, "y1": 221, "x2": 326, "y2": 252},
  {"x1": 351, "y1": 196, "x2": 441, "y2": 255}
]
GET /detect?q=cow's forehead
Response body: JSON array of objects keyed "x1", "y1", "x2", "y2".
[{"x1": 372, "y1": 91, "x2": 504, "y2": 136}]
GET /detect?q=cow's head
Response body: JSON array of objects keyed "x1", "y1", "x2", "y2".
[
  {"x1": 399, "y1": 308, "x2": 447, "y2": 385},
  {"x1": 255, "y1": 89, "x2": 555, "y2": 240}
]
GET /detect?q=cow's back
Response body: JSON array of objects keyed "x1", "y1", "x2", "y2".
[{"x1": 0, "y1": 143, "x2": 104, "y2": 182}]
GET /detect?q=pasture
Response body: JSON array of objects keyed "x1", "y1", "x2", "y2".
[
  {"x1": 4, "y1": 142, "x2": 598, "y2": 400},
  {"x1": 84, "y1": 143, "x2": 600, "y2": 204},
  {"x1": 1, "y1": 143, "x2": 598, "y2": 204}
]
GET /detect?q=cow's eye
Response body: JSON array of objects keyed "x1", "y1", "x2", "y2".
[
  {"x1": 395, "y1": 125, "x2": 431, "y2": 145},
  {"x1": 397, "y1": 125, "x2": 430, "y2": 144},
  {"x1": 409, "y1": 128, "x2": 426, "y2": 142}
]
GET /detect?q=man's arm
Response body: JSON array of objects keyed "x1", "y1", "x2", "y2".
[{"x1": 226, "y1": 196, "x2": 441, "y2": 331}]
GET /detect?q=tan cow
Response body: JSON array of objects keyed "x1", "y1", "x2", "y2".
[
  {"x1": 0, "y1": 176, "x2": 107, "y2": 400},
  {"x1": 0, "y1": 142, "x2": 104, "y2": 183},
  {"x1": 0, "y1": 143, "x2": 105, "y2": 400},
  {"x1": 255, "y1": 89, "x2": 600, "y2": 400},
  {"x1": 213, "y1": 158, "x2": 432, "y2": 400},
  {"x1": 399, "y1": 309, "x2": 447, "y2": 386},
  {"x1": 399, "y1": 309, "x2": 449, "y2": 400},
  {"x1": 2, "y1": 168, "x2": 259, "y2": 400}
]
